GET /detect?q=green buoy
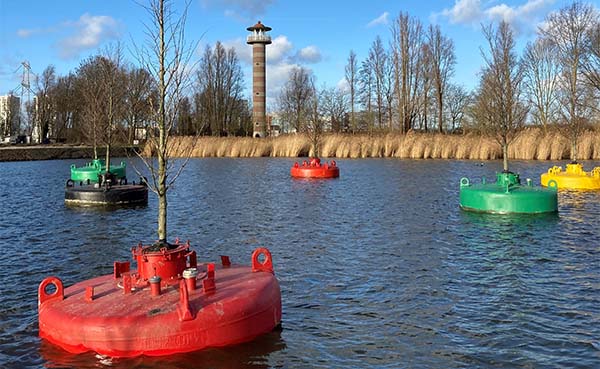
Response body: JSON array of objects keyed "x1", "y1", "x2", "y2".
[
  {"x1": 460, "y1": 172, "x2": 558, "y2": 214},
  {"x1": 70, "y1": 159, "x2": 127, "y2": 183}
]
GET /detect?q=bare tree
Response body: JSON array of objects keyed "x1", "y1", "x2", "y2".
[
  {"x1": 34, "y1": 66, "x2": 57, "y2": 143},
  {"x1": 366, "y1": 36, "x2": 388, "y2": 130},
  {"x1": 305, "y1": 81, "x2": 322, "y2": 156},
  {"x1": 319, "y1": 84, "x2": 347, "y2": 133},
  {"x1": 51, "y1": 74, "x2": 78, "y2": 142},
  {"x1": 358, "y1": 58, "x2": 375, "y2": 134},
  {"x1": 175, "y1": 96, "x2": 193, "y2": 135},
  {"x1": 427, "y1": 24, "x2": 455, "y2": 133},
  {"x1": 582, "y1": 22, "x2": 600, "y2": 96},
  {"x1": 446, "y1": 83, "x2": 470, "y2": 133},
  {"x1": 419, "y1": 43, "x2": 433, "y2": 131},
  {"x1": 75, "y1": 47, "x2": 127, "y2": 167},
  {"x1": 345, "y1": 50, "x2": 358, "y2": 133},
  {"x1": 277, "y1": 66, "x2": 314, "y2": 133},
  {"x1": 124, "y1": 67, "x2": 154, "y2": 144},
  {"x1": 98, "y1": 45, "x2": 127, "y2": 175},
  {"x1": 391, "y1": 12, "x2": 424, "y2": 133},
  {"x1": 76, "y1": 56, "x2": 105, "y2": 157},
  {"x1": 522, "y1": 38, "x2": 560, "y2": 132},
  {"x1": 540, "y1": 1, "x2": 598, "y2": 161},
  {"x1": 135, "y1": 0, "x2": 196, "y2": 244},
  {"x1": 475, "y1": 21, "x2": 527, "y2": 172},
  {"x1": 195, "y1": 42, "x2": 245, "y2": 136}
]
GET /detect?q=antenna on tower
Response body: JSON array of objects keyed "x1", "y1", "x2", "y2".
[
  {"x1": 21, "y1": 61, "x2": 32, "y2": 92},
  {"x1": 12, "y1": 61, "x2": 37, "y2": 138}
]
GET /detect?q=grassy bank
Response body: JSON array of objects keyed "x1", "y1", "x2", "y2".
[
  {"x1": 0, "y1": 145, "x2": 138, "y2": 162},
  {"x1": 144, "y1": 127, "x2": 600, "y2": 160}
]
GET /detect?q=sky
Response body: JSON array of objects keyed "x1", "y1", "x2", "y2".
[{"x1": 0, "y1": 0, "x2": 589, "y2": 110}]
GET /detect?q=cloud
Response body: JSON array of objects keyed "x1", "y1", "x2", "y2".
[
  {"x1": 58, "y1": 13, "x2": 121, "y2": 59},
  {"x1": 336, "y1": 78, "x2": 349, "y2": 93},
  {"x1": 439, "y1": 0, "x2": 483, "y2": 25},
  {"x1": 17, "y1": 25, "x2": 58, "y2": 38},
  {"x1": 202, "y1": 0, "x2": 276, "y2": 19},
  {"x1": 296, "y1": 46, "x2": 322, "y2": 63},
  {"x1": 367, "y1": 12, "x2": 390, "y2": 28},
  {"x1": 17, "y1": 28, "x2": 40, "y2": 38},
  {"x1": 267, "y1": 35, "x2": 293, "y2": 63},
  {"x1": 435, "y1": 0, "x2": 554, "y2": 33}
]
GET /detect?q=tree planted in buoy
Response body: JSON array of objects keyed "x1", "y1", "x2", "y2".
[
  {"x1": 460, "y1": 21, "x2": 557, "y2": 214},
  {"x1": 471, "y1": 20, "x2": 526, "y2": 173},
  {"x1": 133, "y1": 0, "x2": 197, "y2": 244},
  {"x1": 44, "y1": 0, "x2": 282, "y2": 358}
]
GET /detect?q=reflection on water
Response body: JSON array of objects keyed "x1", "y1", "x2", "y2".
[
  {"x1": 40, "y1": 327, "x2": 285, "y2": 369},
  {"x1": 0, "y1": 158, "x2": 599, "y2": 368}
]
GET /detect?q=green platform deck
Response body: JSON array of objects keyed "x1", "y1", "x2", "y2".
[{"x1": 460, "y1": 172, "x2": 558, "y2": 214}]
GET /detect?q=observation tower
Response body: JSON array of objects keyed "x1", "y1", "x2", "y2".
[{"x1": 247, "y1": 21, "x2": 272, "y2": 138}]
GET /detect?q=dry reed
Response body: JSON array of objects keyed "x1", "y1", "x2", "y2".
[{"x1": 144, "y1": 127, "x2": 600, "y2": 160}]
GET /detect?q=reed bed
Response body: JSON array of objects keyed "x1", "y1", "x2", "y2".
[{"x1": 145, "y1": 127, "x2": 600, "y2": 160}]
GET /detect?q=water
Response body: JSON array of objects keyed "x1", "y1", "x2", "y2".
[{"x1": 0, "y1": 158, "x2": 599, "y2": 368}]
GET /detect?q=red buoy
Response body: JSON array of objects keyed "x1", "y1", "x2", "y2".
[
  {"x1": 290, "y1": 157, "x2": 339, "y2": 178},
  {"x1": 38, "y1": 241, "x2": 281, "y2": 358}
]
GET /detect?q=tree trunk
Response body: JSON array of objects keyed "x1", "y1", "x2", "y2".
[
  {"x1": 438, "y1": 91, "x2": 443, "y2": 133},
  {"x1": 157, "y1": 0, "x2": 167, "y2": 243},
  {"x1": 502, "y1": 142, "x2": 509, "y2": 172},
  {"x1": 105, "y1": 143, "x2": 111, "y2": 176}
]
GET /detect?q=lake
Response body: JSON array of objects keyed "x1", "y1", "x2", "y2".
[{"x1": 0, "y1": 158, "x2": 599, "y2": 368}]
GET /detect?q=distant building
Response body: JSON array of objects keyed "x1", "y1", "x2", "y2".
[
  {"x1": 0, "y1": 94, "x2": 20, "y2": 141},
  {"x1": 265, "y1": 115, "x2": 280, "y2": 136}
]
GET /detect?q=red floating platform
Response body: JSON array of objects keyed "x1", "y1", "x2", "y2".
[
  {"x1": 290, "y1": 157, "x2": 339, "y2": 178},
  {"x1": 38, "y1": 241, "x2": 281, "y2": 358}
]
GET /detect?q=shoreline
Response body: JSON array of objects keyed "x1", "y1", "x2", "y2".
[
  {"x1": 4, "y1": 128, "x2": 600, "y2": 162},
  {"x1": 144, "y1": 128, "x2": 600, "y2": 161},
  {"x1": 0, "y1": 145, "x2": 138, "y2": 162}
]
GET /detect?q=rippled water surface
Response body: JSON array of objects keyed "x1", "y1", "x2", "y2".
[{"x1": 0, "y1": 158, "x2": 599, "y2": 368}]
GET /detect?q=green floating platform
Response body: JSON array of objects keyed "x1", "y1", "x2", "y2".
[
  {"x1": 70, "y1": 159, "x2": 126, "y2": 183},
  {"x1": 460, "y1": 172, "x2": 558, "y2": 214}
]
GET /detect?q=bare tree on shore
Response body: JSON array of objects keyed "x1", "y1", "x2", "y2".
[
  {"x1": 277, "y1": 66, "x2": 314, "y2": 133},
  {"x1": 305, "y1": 81, "x2": 322, "y2": 156},
  {"x1": 366, "y1": 36, "x2": 388, "y2": 130},
  {"x1": 345, "y1": 50, "x2": 358, "y2": 133},
  {"x1": 582, "y1": 22, "x2": 600, "y2": 96},
  {"x1": 419, "y1": 43, "x2": 432, "y2": 132},
  {"x1": 473, "y1": 21, "x2": 527, "y2": 172},
  {"x1": 76, "y1": 56, "x2": 105, "y2": 158},
  {"x1": 427, "y1": 24, "x2": 455, "y2": 134},
  {"x1": 34, "y1": 66, "x2": 57, "y2": 143},
  {"x1": 522, "y1": 38, "x2": 560, "y2": 133},
  {"x1": 124, "y1": 67, "x2": 155, "y2": 144},
  {"x1": 51, "y1": 74, "x2": 77, "y2": 142},
  {"x1": 195, "y1": 42, "x2": 245, "y2": 136},
  {"x1": 359, "y1": 58, "x2": 375, "y2": 135},
  {"x1": 319, "y1": 84, "x2": 348, "y2": 133},
  {"x1": 446, "y1": 83, "x2": 470, "y2": 133},
  {"x1": 135, "y1": 0, "x2": 196, "y2": 244},
  {"x1": 391, "y1": 12, "x2": 424, "y2": 133},
  {"x1": 540, "y1": 1, "x2": 598, "y2": 161},
  {"x1": 98, "y1": 45, "x2": 127, "y2": 174}
]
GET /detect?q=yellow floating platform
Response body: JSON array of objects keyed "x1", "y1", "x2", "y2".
[{"x1": 540, "y1": 163, "x2": 600, "y2": 190}]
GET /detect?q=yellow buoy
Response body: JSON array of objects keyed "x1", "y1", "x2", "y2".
[{"x1": 540, "y1": 163, "x2": 600, "y2": 190}]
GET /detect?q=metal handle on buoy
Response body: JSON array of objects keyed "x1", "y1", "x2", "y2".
[
  {"x1": 460, "y1": 177, "x2": 470, "y2": 187},
  {"x1": 38, "y1": 276, "x2": 64, "y2": 307},
  {"x1": 252, "y1": 247, "x2": 274, "y2": 274},
  {"x1": 547, "y1": 179, "x2": 558, "y2": 190}
]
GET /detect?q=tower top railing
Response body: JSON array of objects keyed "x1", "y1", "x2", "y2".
[{"x1": 247, "y1": 34, "x2": 271, "y2": 43}]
